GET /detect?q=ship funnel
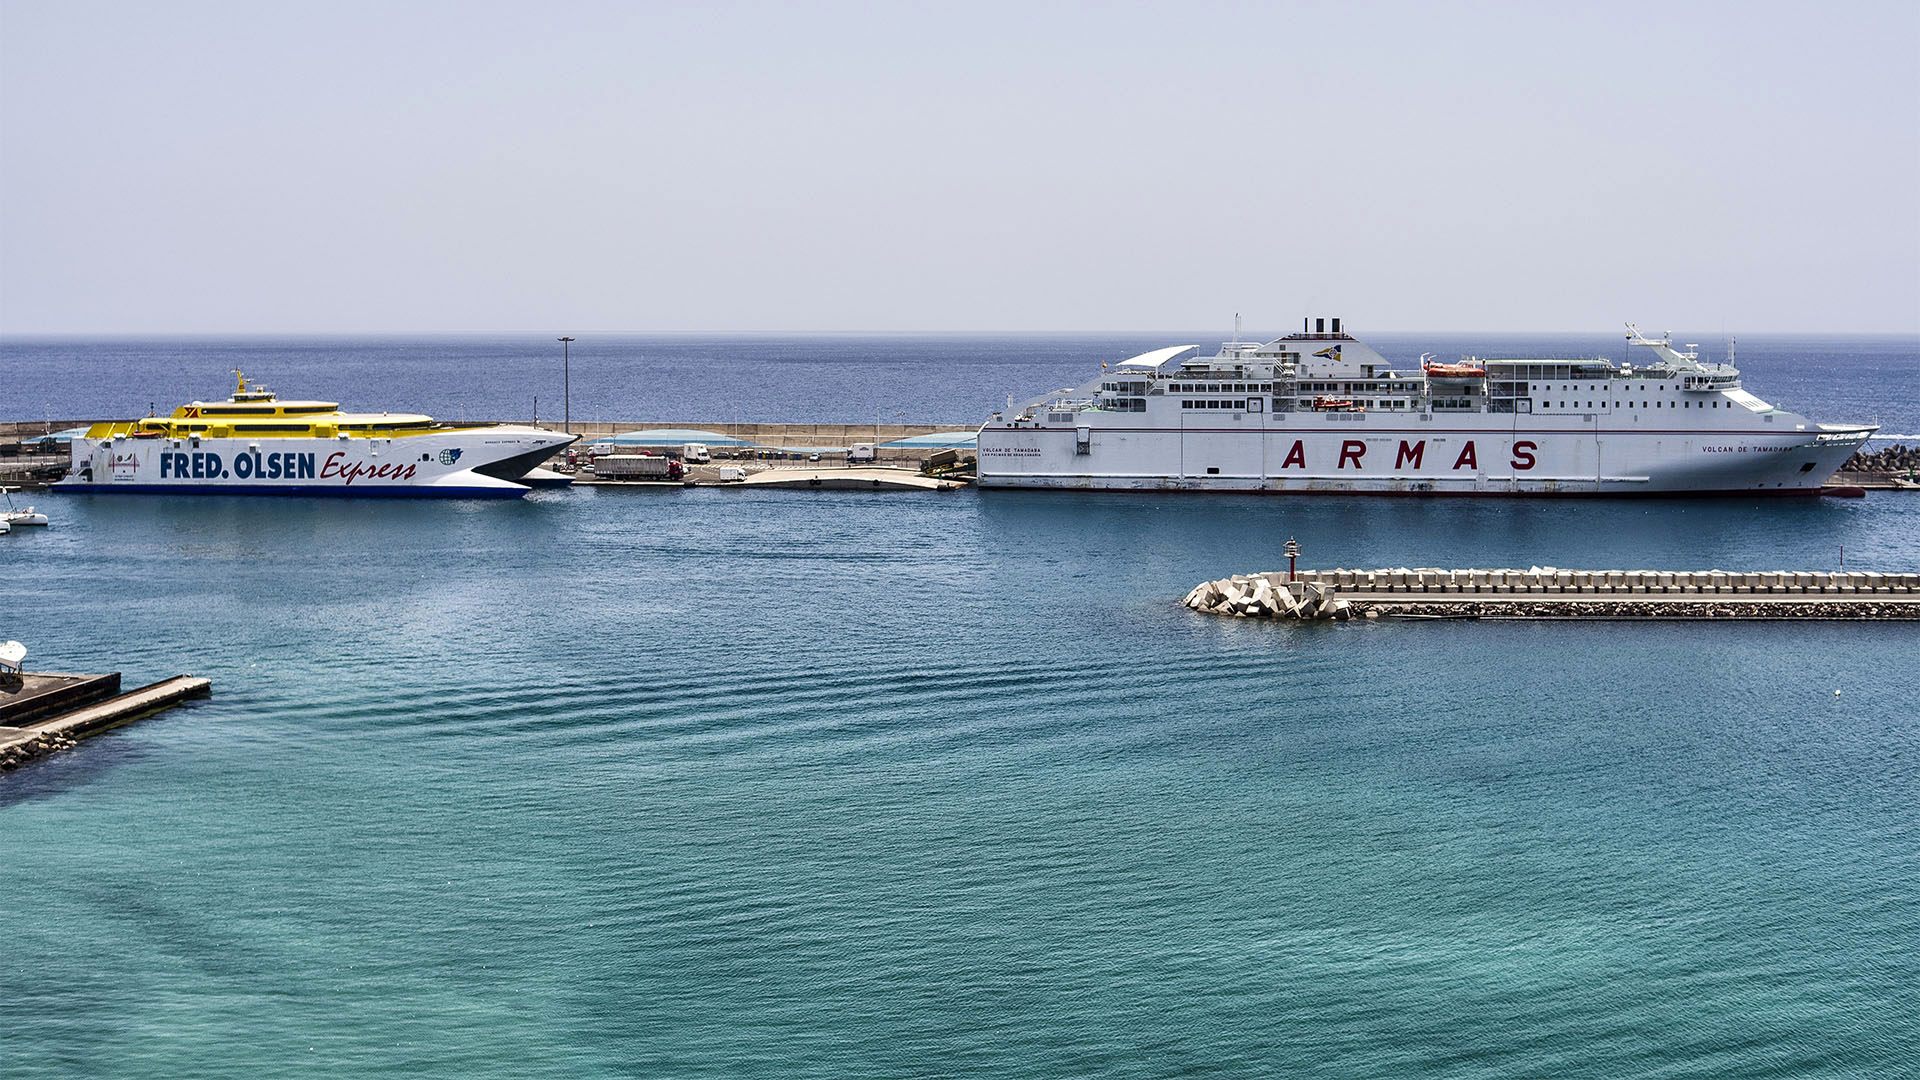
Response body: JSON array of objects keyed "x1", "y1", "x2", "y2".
[
  {"x1": 1315, "y1": 318, "x2": 1325, "y2": 333},
  {"x1": 1332, "y1": 318, "x2": 1342, "y2": 334}
]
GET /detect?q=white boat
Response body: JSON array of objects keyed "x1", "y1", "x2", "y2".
[
  {"x1": 976, "y1": 319, "x2": 1878, "y2": 495},
  {"x1": 1, "y1": 487, "x2": 48, "y2": 526},
  {"x1": 53, "y1": 373, "x2": 576, "y2": 498}
]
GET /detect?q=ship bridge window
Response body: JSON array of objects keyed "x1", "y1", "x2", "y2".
[{"x1": 236, "y1": 424, "x2": 313, "y2": 433}]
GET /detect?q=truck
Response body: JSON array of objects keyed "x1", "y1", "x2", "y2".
[
  {"x1": 593, "y1": 454, "x2": 685, "y2": 481},
  {"x1": 847, "y1": 443, "x2": 877, "y2": 464},
  {"x1": 681, "y1": 443, "x2": 712, "y2": 464}
]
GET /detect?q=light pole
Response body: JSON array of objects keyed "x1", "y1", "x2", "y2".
[{"x1": 557, "y1": 337, "x2": 575, "y2": 434}]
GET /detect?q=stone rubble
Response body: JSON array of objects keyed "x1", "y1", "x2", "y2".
[{"x1": 0, "y1": 730, "x2": 79, "y2": 771}]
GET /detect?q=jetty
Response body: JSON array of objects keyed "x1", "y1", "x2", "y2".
[
  {"x1": 1, "y1": 655, "x2": 210, "y2": 771},
  {"x1": 1184, "y1": 562, "x2": 1920, "y2": 621}
]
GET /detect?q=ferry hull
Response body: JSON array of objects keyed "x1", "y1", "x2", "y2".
[
  {"x1": 976, "y1": 425, "x2": 1873, "y2": 495},
  {"x1": 53, "y1": 426, "x2": 574, "y2": 499},
  {"x1": 977, "y1": 321, "x2": 1878, "y2": 497}
]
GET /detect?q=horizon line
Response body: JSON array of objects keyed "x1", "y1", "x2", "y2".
[{"x1": 5, "y1": 327, "x2": 1918, "y2": 339}]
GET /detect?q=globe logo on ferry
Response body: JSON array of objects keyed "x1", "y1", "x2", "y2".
[{"x1": 438, "y1": 448, "x2": 462, "y2": 465}]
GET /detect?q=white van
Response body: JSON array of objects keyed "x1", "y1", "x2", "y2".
[
  {"x1": 847, "y1": 443, "x2": 877, "y2": 464},
  {"x1": 682, "y1": 443, "x2": 711, "y2": 464}
]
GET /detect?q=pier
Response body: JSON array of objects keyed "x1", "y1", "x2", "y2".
[
  {"x1": 1184, "y1": 566, "x2": 1920, "y2": 621},
  {"x1": 1, "y1": 667, "x2": 211, "y2": 771}
]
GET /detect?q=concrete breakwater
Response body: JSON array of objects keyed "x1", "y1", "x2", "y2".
[
  {"x1": 1843, "y1": 443, "x2": 1917, "y2": 476},
  {"x1": 1, "y1": 672, "x2": 211, "y2": 771},
  {"x1": 1184, "y1": 567, "x2": 1920, "y2": 621}
]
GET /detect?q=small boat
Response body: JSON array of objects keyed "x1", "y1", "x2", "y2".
[
  {"x1": 2, "y1": 487, "x2": 49, "y2": 526},
  {"x1": 1312, "y1": 396, "x2": 1361, "y2": 411},
  {"x1": 1422, "y1": 359, "x2": 1487, "y2": 379}
]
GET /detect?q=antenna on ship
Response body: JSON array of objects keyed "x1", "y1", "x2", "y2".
[{"x1": 1234, "y1": 312, "x2": 1243, "y2": 344}]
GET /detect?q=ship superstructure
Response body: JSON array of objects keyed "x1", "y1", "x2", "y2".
[
  {"x1": 975, "y1": 319, "x2": 1876, "y2": 495},
  {"x1": 55, "y1": 373, "x2": 576, "y2": 497}
]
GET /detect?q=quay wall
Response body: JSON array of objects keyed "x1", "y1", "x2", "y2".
[{"x1": 1, "y1": 676, "x2": 211, "y2": 771}]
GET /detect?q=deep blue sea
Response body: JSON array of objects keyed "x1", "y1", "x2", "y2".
[
  {"x1": 4, "y1": 333, "x2": 1919, "y2": 1078},
  {"x1": 4, "y1": 331, "x2": 1918, "y2": 440}
]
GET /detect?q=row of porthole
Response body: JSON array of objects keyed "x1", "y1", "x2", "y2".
[{"x1": 1541, "y1": 400, "x2": 1726, "y2": 409}]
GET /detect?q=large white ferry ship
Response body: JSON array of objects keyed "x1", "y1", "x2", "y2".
[
  {"x1": 976, "y1": 320, "x2": 1877, "y2": 495},
  {"x1": 55, "y1": 374, "x2": 576, "y2": 498}
]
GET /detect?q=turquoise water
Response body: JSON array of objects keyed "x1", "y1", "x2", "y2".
[{"x1": 5, "y1": 487, "x2": 1918, "y2": 1077}]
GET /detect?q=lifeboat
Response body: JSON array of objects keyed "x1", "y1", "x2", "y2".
[
  {"x1": 1423, "y1": 361, "x2": 1487, "y2": 379},
  {"x1": 1312, "y1": 396, "x2": 1361, "y2": 411}
]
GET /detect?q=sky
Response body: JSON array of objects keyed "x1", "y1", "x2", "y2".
[{"x1": 2, "y1": 0, "x2": 1916, "y2": 334}]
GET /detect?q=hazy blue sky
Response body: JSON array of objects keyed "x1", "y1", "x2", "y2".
[{"x1": 2, "y1": 0, "x2": 1916, "y2": 333}]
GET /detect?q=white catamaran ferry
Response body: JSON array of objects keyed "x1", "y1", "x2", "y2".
[
  {"x1": 976, "y1": 320, "x2": 1877, "y2": 495},
  {"x1": 55, "y1": 374, "x2": 577, "y2": 498}
]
